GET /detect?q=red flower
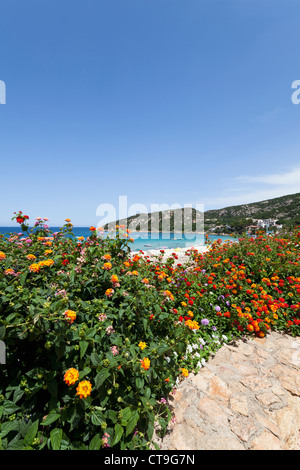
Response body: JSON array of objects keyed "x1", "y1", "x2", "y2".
[
  {"x1": 62, "y1": 259, "x2": 70, "y2": 265},
  {"x1": 188, "y1": 300, "x2": 193, "y2": 305}
]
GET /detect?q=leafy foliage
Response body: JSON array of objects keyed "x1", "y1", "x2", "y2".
[{"x1": 0, "y1": 213, "x2": 299, "y2": 450}]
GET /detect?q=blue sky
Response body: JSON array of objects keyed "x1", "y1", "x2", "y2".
[{"x1": 1, "y1": 0, "x2": 300, "y2": 227}]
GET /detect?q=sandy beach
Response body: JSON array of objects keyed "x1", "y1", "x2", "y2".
[{"x1": 132, "y1": 244, "x2": 210, "y2": 265}]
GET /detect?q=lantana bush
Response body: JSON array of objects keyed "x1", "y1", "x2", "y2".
[{"x1": 0, "y1": 212, "x2": 299, "y2": 450}]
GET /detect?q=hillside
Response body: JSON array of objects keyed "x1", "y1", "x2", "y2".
[
  {"x1": 205, "y1": 192, "x2": 300, "y2": 221},
  {"x1": 104, "y1": 207, "x2": 203, "y2": 233},
  {"x1": 103, "y1": 192, "x2": 300, "y2": 233},
  {"x1": 204, "y1": 192, "x2": 300, "y2": 231}
]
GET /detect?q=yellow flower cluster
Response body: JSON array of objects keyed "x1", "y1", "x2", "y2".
[
  {"x1": 138, "y1": 341, "x2": 147, "y2": 350},
  {"x1": 185, "y1": 319, "x2": 200, "y2": 330},
  {"x1": 181, "y1": 368, "x2": 189, "y2": 377},
  {"x1": 76, "y1": 380, "x2": 92, "y2": 399},
  {"x1": 102, "y1": 262, "x2": 112, "y2": 271},
  {"x1": 29, "y1": 259, "x2": 54, "y2": 272},
  {"x1": 44, "y1": 249, "x2": 53, "y2": 256},
  {"x1": 140, "y1": 357, "x2": 150, "y2": 370},
  {"x1": 0, "y1": 251, "x2": 6, "y2": 260},
  {"x1": 64, "y1": 368, "x2": 79, "y2": 385},
  {"x1": 39, "y1": 259, "x2": 54, "y2": 267}
]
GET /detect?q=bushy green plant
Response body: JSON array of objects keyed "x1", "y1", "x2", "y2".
[
  {"x1": 0, "y1": 214, "x2": 197, "y2": 450},
  {"x1": 0, "y1": 214, "x2": 299, "y2": 450}
]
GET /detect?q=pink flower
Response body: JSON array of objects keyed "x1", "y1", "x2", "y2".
[
  {"x1": 55, "y1": 289, "x2": 67, "y2": 297},
  {"x1": 102, "y1": 433, "x2": 110, "y2": 448},
  {"x1": 105, "y1": 325, "x2": 115, "y2": 335},
  {"x1": 98, "y1": 313, "x2": 107, "y2": 322},
  {"x1": 110, "y1": 345, "x2": 119, "y2": 356}
]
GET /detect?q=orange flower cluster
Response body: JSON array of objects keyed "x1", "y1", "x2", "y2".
[
  {"x1": 29, "y1": 259, "x2": 54, "y2": 272},
  {"x1": 64, "y1": 368, "x2": 79, "y2": 385},
  {"x1": 110, "y1": 274, "x2": 119, "y2": 284},
  {"x1": 140, "y1": 357, "x2": 150, "y2": 370},
  {"x1": 102, "y1": 262, "x2": 112, "y2": 271},
  {"x1": 4, "y1": 269, "x2": 15, "y2": 276},
  {"x1": 63, "y1": 309, "x2": 76, "y2": 324},
  {"x1": 184, "y1": 319, "x2": 200, "y2": 330},
  {"x1": 76, "y1": 380, "x2": 92, "y2": 399},
  {"x1": 163, "y1": 290, "x2": 174, "y2": 301},
  {"x1": 63, "y1": 368, "x2": 92, "y2": 399},
  {"x1": 105, "y1": 288, "x2": 114, "y2": 298}
]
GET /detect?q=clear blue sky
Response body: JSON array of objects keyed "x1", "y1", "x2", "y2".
[{"x1": 1, "y1": 0, "x2": 300, "y2": 227}]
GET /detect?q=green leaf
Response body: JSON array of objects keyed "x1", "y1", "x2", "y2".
[
  {"x1": 119, "y1": 407, "x2": 132, "y2": 426},
  {"x1": 2, "y1": 400, "x2": 20, "y2": 416},
  {"x1": 79, "y1": 367, "x2": 91, "y2": 380},
  {"x1": 47, "y1": 379, "x2": 58, "y2": 398},
  {"x1": 13, "y1": 388, "x2": 24, "y2": 404},
  {"x1": 0, "y1": 420, "x2": 20, "y2": 438},
  {"x1": 126, "y1": 410, "x2": 139, "y2": 437},
  {"x1": 69, "y1": 404, "x2": 84, "y2": 431},
  {"x1": 157, "y1": 344, "x2": 170, "y2": 356},
  {"x1": 112, "y1": 423, "x2": 124, "y2": 446},
  {"x1": 24, "y1": 419, "x2": 39, "y2": 446},
  {"x1": 146, "y1": 415, "x2": 154, "y2": 441},
  {"x1": 89, "y1": 434, "x2": 102, "y2": 450},
  {"x1": 94, "y1": 369, "x2": 110, "y2": 389},
  {"x1": 79, "y1": 340, "x2": 89, "y2": 359},
  {"x1": 90, "y1": 410, "x2": 105, "y2": 427},
  {"x1": 135, "y1": 377, "x2": 144, "y2": 390},
  {"x1": 69, "y1": 269, "x2": 75, "y2": 284},
  {"x1": 90, "y1": 352, "x2": 101, "y2": 367},
  {"x1": 142, "y1": 318, "x2": 148, "y2": 333},
  {"x1": 41, "y1": 409, "x2": 61, "y2": 426},
  {"x1": 19, "y1": 272, "x2": 27, "y2": 286},
  {"x1": 7, "y1": 437, "x2": 25, "y2": 450},
  {"x1": 50, "y1": 428, "x2": 62, "y2": 450}
]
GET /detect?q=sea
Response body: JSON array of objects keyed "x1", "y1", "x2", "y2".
[{"x1": 0, "y1": 227, "x2": 233, "y2": 251}]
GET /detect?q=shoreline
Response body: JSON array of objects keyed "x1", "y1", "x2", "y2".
[{"x1": 132, "y1": 244, "x2": 210, "y2": 264}]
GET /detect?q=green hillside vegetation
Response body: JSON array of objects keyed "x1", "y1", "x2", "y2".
[
  {"x1": 104, "y1": 192, "x2": 300, "y2": 235},
  {"x1": 104, "y1": 208, "x2": 203, "y2": 233},
  {"x1": 205, "y1": 192, "x2": 300, "y2": 233}
]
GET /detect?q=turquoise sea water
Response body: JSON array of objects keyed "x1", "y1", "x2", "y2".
[{"x1": 0, "y1": 227, "x2": 233, "y2": 251}]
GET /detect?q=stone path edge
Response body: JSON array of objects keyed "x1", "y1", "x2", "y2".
[{"x1": 153, "y1": 331, "x2": 300, "y2": 451}]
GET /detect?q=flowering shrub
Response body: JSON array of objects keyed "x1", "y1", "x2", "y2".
[{"x1": 0, "y1": 213, "x2": 299, "y2": 450}]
